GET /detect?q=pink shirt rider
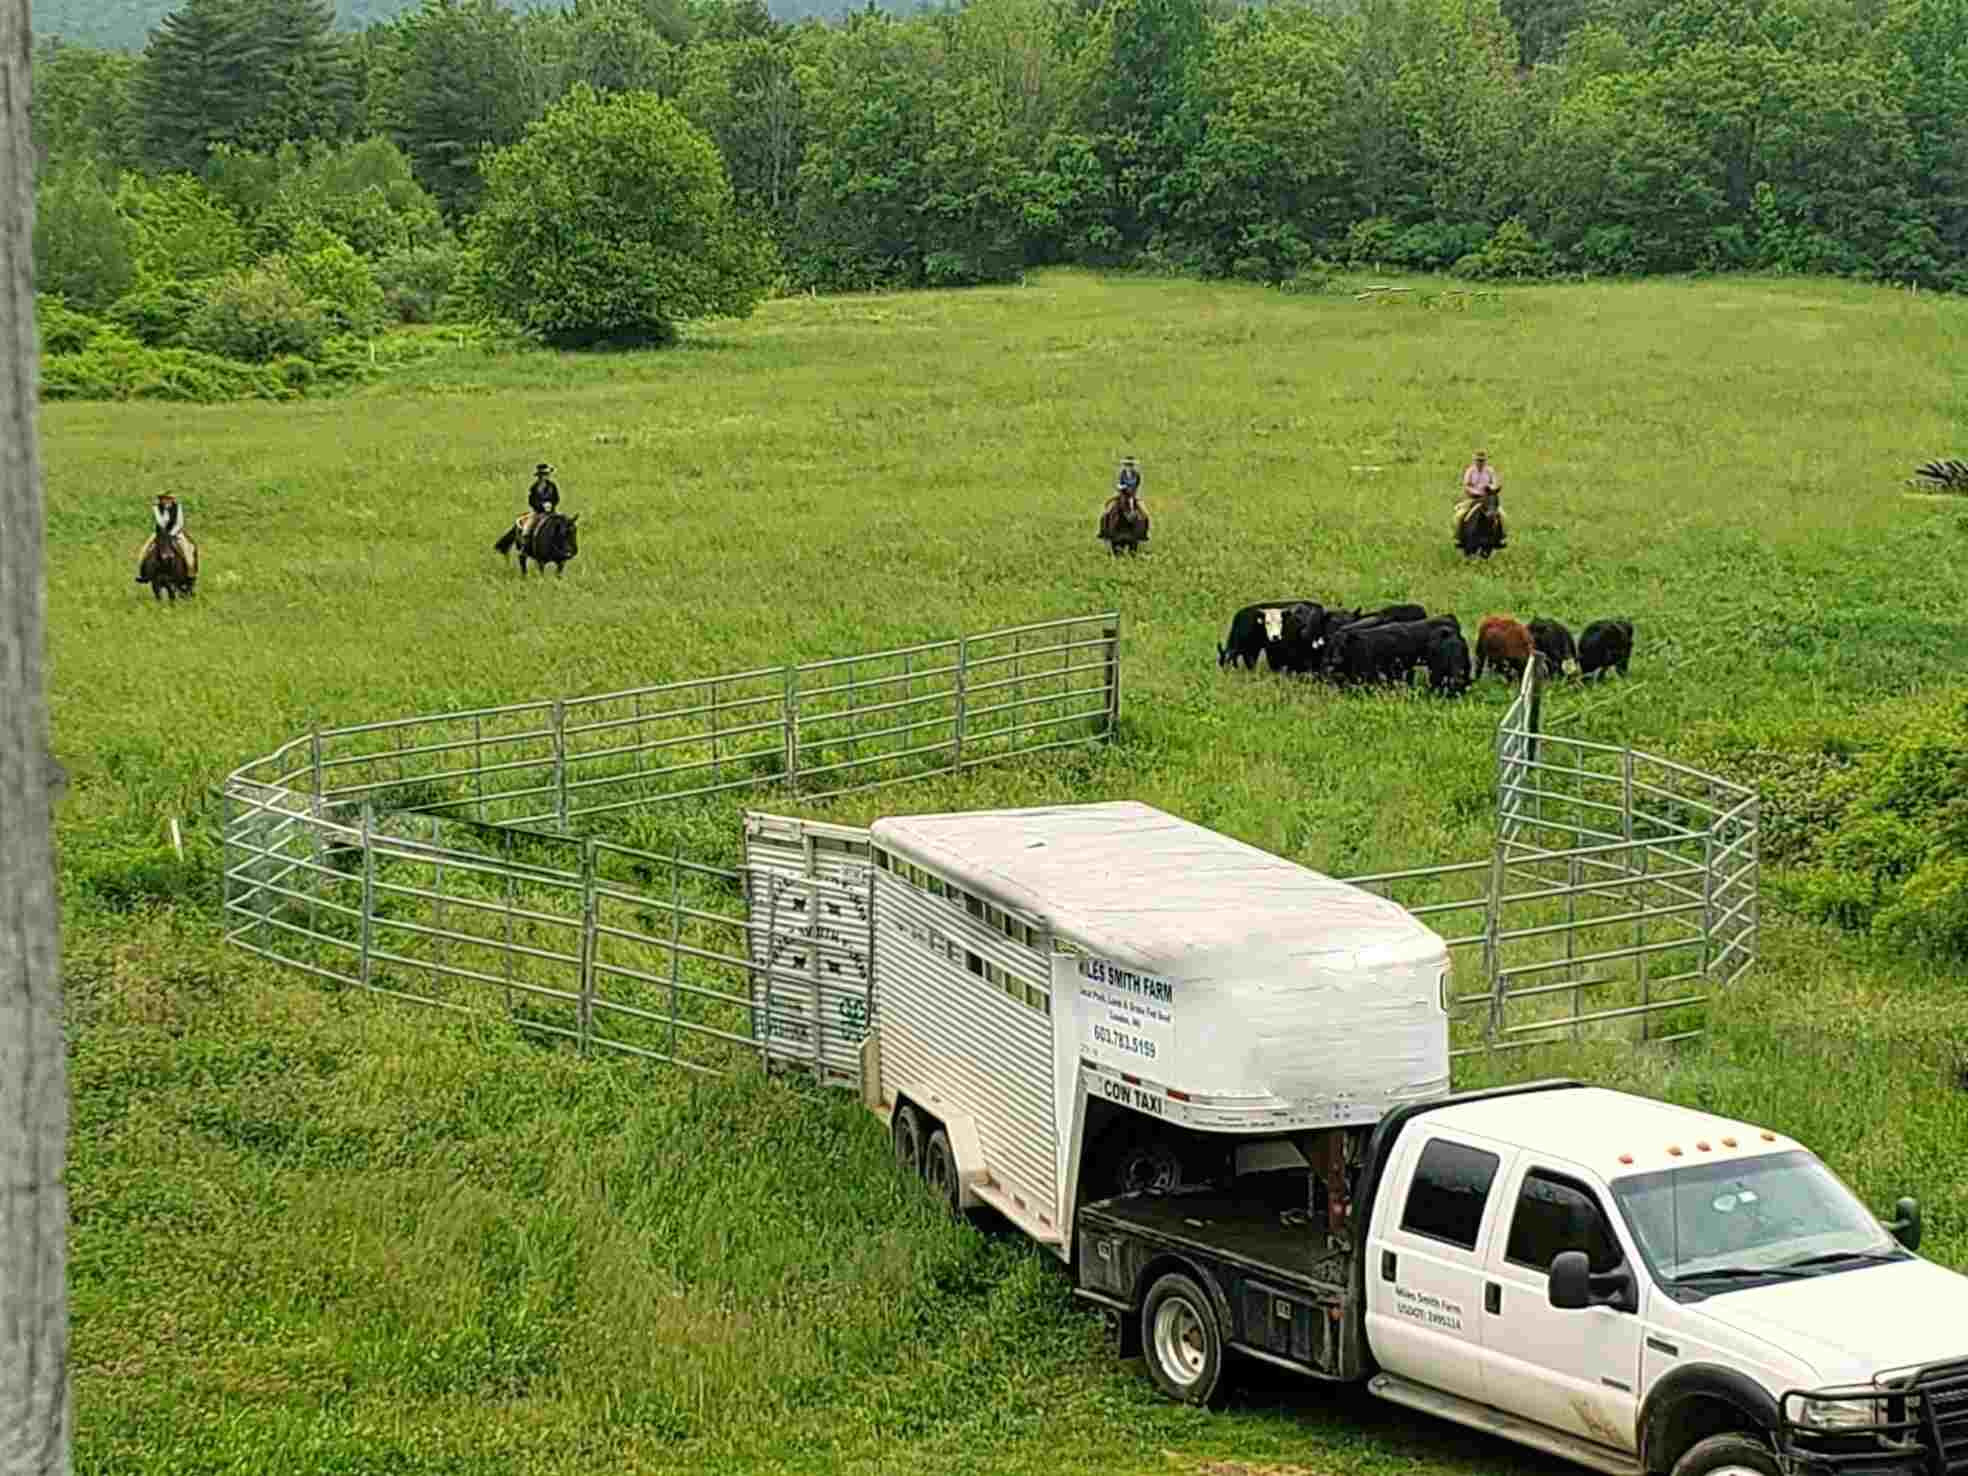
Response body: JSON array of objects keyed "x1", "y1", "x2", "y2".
[{"x1": 1463, "y1": 459, "x2": 1498, "y2": 499}]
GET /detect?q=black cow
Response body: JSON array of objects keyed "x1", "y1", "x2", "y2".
[
  {"x1": 1425, "y1": 627, "x2": 1472, "y2": 694},
  {"x1": 1528, "y1": 618, "x2": 1577, "y2": 679},
  {"x1": 1330, "y1": 616, "x2": 1459, "y2": 686},
  {"x1": 1305, "y1": 604, "x2": 1427, "y2": 676},
  {"x1": 1270, "y1": 602, "x2": 1332, "y2": 674},
  {"x1": 1577, "y1": 619, "x2": 1634, "y2": 679},
  {"x1": 1358, "y1": 603, "x2": 1428, "y2": 626},
  {"x1": 1218, "y1": 599, "x2": 1323, "y2": 671}
]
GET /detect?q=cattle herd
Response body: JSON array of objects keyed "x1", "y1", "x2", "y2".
[{"x1": 1217, "y1": 601, "x2": 1635, "y2": 695}]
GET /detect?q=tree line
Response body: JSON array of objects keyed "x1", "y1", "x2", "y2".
[{"x1": 28, "y1": 0, "x2": 1968, "y2": 394}]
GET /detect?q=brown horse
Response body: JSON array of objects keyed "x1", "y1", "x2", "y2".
[
  {"x1": 1454, "y1": 488, "x2": 1506, "y2": 559},
  {"x1": 139, "y1": 536, "x2": 196, "y2": 601},
  {"x1": 1098, "y1": 490, "x2": 1150, "y2": 556}
]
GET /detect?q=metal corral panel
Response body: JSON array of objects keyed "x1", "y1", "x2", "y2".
[{"x1": 873, "y1": 871, "x2": 1061, "y2": 1230}]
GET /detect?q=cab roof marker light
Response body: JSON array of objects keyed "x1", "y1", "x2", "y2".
[
  {"x1": 1761, "y1": 1131, "x2": 1776, "y2": 1141},
  {"x1": 1667, "y1": 1145, "x2": 1684, "y2": 1156},
  {"x1": 1722, "y1": 1136, "x2": 1738, "y2": 1147},
  {"x1": 1168, "y1": 1088, "x2": 1191, "y2": 1101},
  {"x1": 1696, "y1": 1140, "x2": 1711, "y2": 1152},
  {"x1": 1618, "y1": 1153, "x2": 1634, "y2": 1165}
]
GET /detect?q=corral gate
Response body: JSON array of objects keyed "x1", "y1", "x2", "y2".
[{"x1": 222, "y1": 622, "x2": 1757, "y2": 1083}]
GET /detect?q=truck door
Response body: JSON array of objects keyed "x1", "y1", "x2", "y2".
[
  {"x1": 1479, "y1": 1159, "x2": 1644, "y2": 1453},
  {"x1": 1366, "y1": 1128, "x2": 1516, "y2": 1407}
]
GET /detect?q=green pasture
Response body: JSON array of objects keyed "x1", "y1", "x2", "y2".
[{"x1": 47, "y1": 270, "x2": 1968, "y2": 1474}]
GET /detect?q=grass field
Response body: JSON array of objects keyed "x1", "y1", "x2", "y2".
[{"x1": 46, "y1": 269, "x2": 1968, "y2": 1475}]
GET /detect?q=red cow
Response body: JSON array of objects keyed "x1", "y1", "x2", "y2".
[{"x1": 1474, "y1": 615, "x2": 1533, "y2": 681}]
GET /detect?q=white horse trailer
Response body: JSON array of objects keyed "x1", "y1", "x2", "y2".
[{"x1": 743, "y1": 801, "x2": 1453, "y2": 1259}]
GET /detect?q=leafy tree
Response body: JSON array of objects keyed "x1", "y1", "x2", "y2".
[
  {"x1": 1062, "y1": 0, "x2": 1212, "y2": 247},
  {"x1": 32, "y1": 163, "x2": 138, "y2": 310},
  {"x1": 679, "y1": 33, "x2": 806, "y2": 240},
  {"x1": 117, "y1": 172, "x2": 251, "y2": 282},
  {"x1": 378, "y1": 0, "x2": 547, "y2": 214},
  {"x1": 30, "y1": 39, "x2": 139, "y2": 171},
  {"x1": 542, "y1": 0, "x2": 682, "y2": 96},
  {"x1": 1177, "y1": 4, "x2": 1352, "y2": 277},
  {"x1": 464, "y1": 83, "x2": 777, "y2": 345}
]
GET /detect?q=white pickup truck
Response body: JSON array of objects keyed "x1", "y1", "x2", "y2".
[
  {"x1": 1074, "y1": 1079, "x2": 1966, "y2": 1476},
  {"x1": 741, "y1": 801, "x2": 1965, "y2": 1476}
]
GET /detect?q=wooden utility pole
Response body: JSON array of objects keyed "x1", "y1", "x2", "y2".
[{"x1": 0, "y1": 0, "x2": 72, "y2": 1468}]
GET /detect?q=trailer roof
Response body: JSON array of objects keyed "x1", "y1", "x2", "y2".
[{"x1": 869, "y1": 801, "x2": 1445, "y2": 972}]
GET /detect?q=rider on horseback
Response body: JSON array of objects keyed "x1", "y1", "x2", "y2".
[
  {"x1": 1455, "y1": 449, "x2": 1498, "y2": 527},
  {"x1": 136, "y1": 492, "x2": 196, "y2": 583},
  {"x1": 517, "y1": 463, "x2": 560, "y2": 548},
  {"x1": 1100, "y1": 456, "x2": 1150, "y2": 553}
]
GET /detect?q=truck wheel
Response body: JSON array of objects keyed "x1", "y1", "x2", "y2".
[
  {"x1": 924, "y1": 1129, "x2": 962, "y2": 1218},
  {"x1": 893, "y1": 1104, "x2": 925, "y2": 1179},
  {"x1": 1670, "y1": 1433, "x2": 1780, "y2": 1476},
  {"x1": 1141, "y1": 1272, "x2": 1225, "y2": 1406}
]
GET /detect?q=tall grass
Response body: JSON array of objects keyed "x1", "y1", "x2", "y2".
[{"x1": 50, "y1": 270, "x2": 1968, "y2": 1474}]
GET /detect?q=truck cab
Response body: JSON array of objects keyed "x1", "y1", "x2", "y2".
[{"x1": 1077, "y1": 1081, "x2": 1966, "y2": 1476}]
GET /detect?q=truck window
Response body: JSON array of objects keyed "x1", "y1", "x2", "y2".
[
  {"x1": 1504, "y1": 1169, "x2": 1623, "y2": 1274},
  {"x1": 1400, "y1": 1138, "x2": 1502, "y2": 1251}
]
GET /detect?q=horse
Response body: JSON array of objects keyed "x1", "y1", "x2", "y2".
[
  {"x1": 139, "y1": 536, "x2": 196, "y2": 601},
  {"x1": 495, "y1": 511, "x2": 580, "y2": 577},
  {"x1": 1455, "y1": 488, "x2": 1506, "y2": 559},
  {"x1": 1098, "y1": 491, "x2": 1150, "y2": 556}
]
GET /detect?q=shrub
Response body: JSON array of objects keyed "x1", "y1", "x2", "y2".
[
  {"x1": 36, "y1": 296, "x2": 104, "y2": 355},
  {"x1": 285, "y1": 223, "x2": 386, "y2": 336},
  {"x1": 375, "y1": 242, "x2": 463, "y2": 324},
  {"x1": 106, "y1": 280, "x2": 203, "y2": 348},
  {"x1": 188, "y1": 260, "x2": 330, "y2": 363},
  {"x1": 40, "y1": 340, "x2": 294, "y2": 403},
  {"x1": 1451, "y1": 219, "x2": 1555, "y2": 281}
]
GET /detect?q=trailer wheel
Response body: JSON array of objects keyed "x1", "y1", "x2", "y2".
[
  {"x1": 924, "y1": 1129, "x2": 962, "y2": 1217},
  {"x1": 893, "y1": 1104, "x2": 925, "y2": 1179},
  {"x1": 1141, "y1": 1272, "x2": 1225, "y2": 1406}
]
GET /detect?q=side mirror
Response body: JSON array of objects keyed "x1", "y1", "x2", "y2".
[
  {"x1": 1550, "y1": 1250, "x2": 1590, "y2": 1310},
  {"x1": 1886, "y1": 1196, "x2": 1922, "y2": 1252}
]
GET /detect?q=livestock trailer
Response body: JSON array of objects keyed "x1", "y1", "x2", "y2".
[{"x1": 744, "y1": 801, "x2": 1454, "y2": 1260}]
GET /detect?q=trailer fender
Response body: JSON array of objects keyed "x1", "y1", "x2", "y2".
[
  {"x1": 859, "y1": 1031, "x2": 882, "y2": 1113},
  {"x1": 939, "y1": 1113, "x2": 989, "y2": 1206}
]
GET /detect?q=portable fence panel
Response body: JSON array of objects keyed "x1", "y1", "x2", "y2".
[
  {"x1": 222, "y1": 609, "x2": 1756, "y2": 1086},
  {"x1": 581, "y1": 842, "x2": 764, "y2": 1075}
]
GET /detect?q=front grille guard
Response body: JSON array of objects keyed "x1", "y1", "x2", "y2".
[{"x1": 1779, "y1": 1360, "x2": 1968, "y2": 1476}]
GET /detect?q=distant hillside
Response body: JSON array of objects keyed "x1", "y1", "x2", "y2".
[{"x1": 32, "y1": 0, "x2": 885, "y2": 51}]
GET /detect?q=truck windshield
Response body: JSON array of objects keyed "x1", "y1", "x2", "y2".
[{"x1": 1611, "y1": 1149, "x2": 1901, "y2": 1284}]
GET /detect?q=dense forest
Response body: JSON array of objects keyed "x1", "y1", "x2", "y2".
[
  {"x1": 32, "y1": 0, "x2": 879, "y2": 51},
  {"x1": 29, "y1": 0, "x2": 1968, "y2": 397}
]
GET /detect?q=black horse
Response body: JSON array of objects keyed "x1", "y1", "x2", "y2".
[
  {"x1": 139, "y1": 537, "x2": 195, "y2": 601},
  {"x1": 1455, "y1": 488, "x2": 1506, "y2": 559},
  {"x1": 495, "y1": 511, "x2": 580, "y2": 577},
  {"x1": 1098, "y1": 490, "x2": 1150, "y2": 555}
]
